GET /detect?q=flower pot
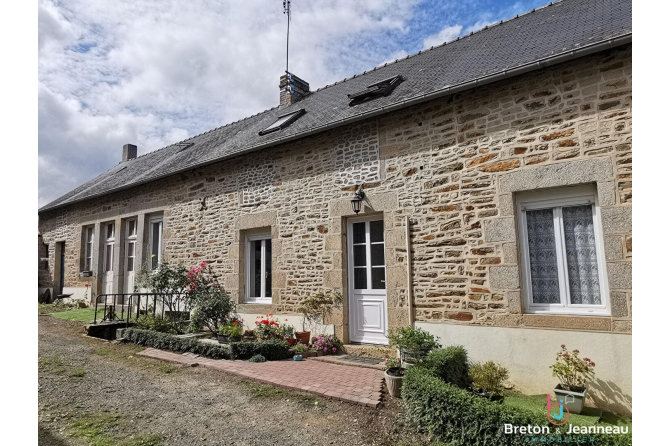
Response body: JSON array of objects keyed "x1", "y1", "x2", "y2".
[
  {"x1": 217, "y1": 333, "x2": 230, "y2": 344},
  {"x1": 230, "y1": 335, "x2": 241, "y2": 343},
  {"x1": 293, "y1": 354, "x2": 303, "y2": 361},
  {"x1": 286, "y1": 338, "x2": 296, "y2": 346},
  {"x1": 295, "y1": 331, "x2": 311, "y2": 344},
  {"x1": 316, "y1": 350, "x2": 324, "y2": 357},
  {"x1": 554, "y1": 385, "x2": 587, "y2": 415},
  {"x1": 385, "y1": 367, "x2": 404, "y2": 398}
]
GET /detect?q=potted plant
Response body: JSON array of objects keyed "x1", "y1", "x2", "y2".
[
  {"x1": 311, "y1": 334, "x2": 342, "y2": 355},
  {"x1": 383, "y1": 358, "x2": 404, "y2": 398},
  {"x1": 296, "y1": 290, "x2": 343, "y2": 345},
  {"x1": 388, "y1": 327, "x2": 440, "y2": 365},
  {"x1": 470, "y1": 361, "x2": 509, "y2": 402},
  {"x1": 254, "y1": 314, "x2": 281, "y2": 341},
  {"x1": 550, "y1": 345, "x2": 596, "y2": 414},
  {"x1": 295, "y1": 342, "x2": 310, "y2": 358},
  {"x1": 218, "y1": 321, "x2": 242, "y2": 343},
  {"x1": 279, "y1": 322, "x2": 296, "y2": 346}
]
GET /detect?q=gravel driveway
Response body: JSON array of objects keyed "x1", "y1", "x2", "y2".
[{"x1": 38, "y1": 316, "x2": 425, "y2": 446}]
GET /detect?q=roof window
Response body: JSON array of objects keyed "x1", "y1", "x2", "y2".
[
  {"x1": 348, "y1": 75, "x2": 403, "y2": 106},
  {"x1": 175, "y1": 142, "x2": 194, "y2": 153},
  {"x1": 259, "y1": 109, "x2": 306, "y2": 136}
]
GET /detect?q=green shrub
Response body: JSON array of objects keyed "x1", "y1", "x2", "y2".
[
  {"x1": 230, "y1": 339, "x2": 291, "y2": 361},
  {"x1": 249, "y1": 354, "x2": 266, "y2": 363},
  {"x1": 134, "y1": 314, "x2": 173, "y2": 333},
  {"x1": 123, "y1": 328, "x2": 230, "y2": 359},
  {"x1": 470, "y1": 361, "x2": 509, "y2": 397},
  {"x1": 421, "y1": 346, "x2": 470, "y2": 389},
  {"x1": 388, "y1": 326, "x2": 440, "y2": 362},
  {"x1": 403, "y1": 364, "x2": 632, "y2": 446}
]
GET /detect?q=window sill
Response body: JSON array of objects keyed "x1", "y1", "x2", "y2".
[
  {"x1": 522, "y1": 314, "x2": 612, "y2": 331},
  {"x1": 237, "y1": 303, "x2": 273, "y2": 314}
]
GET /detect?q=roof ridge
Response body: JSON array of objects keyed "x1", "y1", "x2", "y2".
[
  {"x1": 314, "y1": 0, "x2": 559, "y2": 93},
  {"x1": 131, "y1": 1, "x2": 560, "y2": 161}
]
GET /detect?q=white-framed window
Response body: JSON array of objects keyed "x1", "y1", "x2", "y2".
[
  {"x1": 245, "y1": 232, "x2": 272, "y2": 303},
  {"x1": 517, "y1": 185, "x2": 610, "y2": 316},
  {"x1": 83, "y1": 226, "x2": 94, "y2": 271},
  {"x1": 126, "y1": 219, "x2": 137, "y2": 272},
  {"x1": 104, "y1": 223, "x2": 115, "y2": 272},
  {"x1": 148, "y1": 217, "x2": 163, "y2": 270}
]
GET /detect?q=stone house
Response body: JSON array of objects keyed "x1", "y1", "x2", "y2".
[{"x1": 38, "y1": 0, "x2": 632, "y2": 413}]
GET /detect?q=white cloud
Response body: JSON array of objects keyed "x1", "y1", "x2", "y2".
[
  {"x1": 422, "y1": 24, "x2": 463, "y2": 49},
  {"x1": 38, "y1": 0, "x2": 420, "y2": 207}
]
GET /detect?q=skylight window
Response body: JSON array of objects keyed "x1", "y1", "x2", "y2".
[
  {"x1": 348, "y1": 75, "x2": 404, "y2": 106},
  {"x1": 175, "y1": 142, "x2": 194, "y2": 153},
  {"x1": 259, "y1": 109, "x2": 306, "y2": 136}
]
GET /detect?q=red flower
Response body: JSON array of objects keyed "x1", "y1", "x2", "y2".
[
  {"x1": 233, "y1": 321, "x2": 238, "y2": 325},
  {"x1": 560, "y1": 344, "x2": 566, "y2": 349}
]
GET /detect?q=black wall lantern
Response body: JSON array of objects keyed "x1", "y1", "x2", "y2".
[{"x1": 351, "y1": 189, "x2": 365, "y2": 214}]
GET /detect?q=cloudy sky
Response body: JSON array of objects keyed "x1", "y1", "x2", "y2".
[{"x1": 38, "y1": 0, "x2": 548, "y2": 207}]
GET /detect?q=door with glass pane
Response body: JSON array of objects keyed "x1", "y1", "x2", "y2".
[
  {"x1": 124, "y1": 219, "x2": 137, "y2": 294},
  {"x1": 347, "y1": 216, "x2": 388, "y2": 344},
  {"x1": 103, "y1": 223, "x2": 115, "y2": 295}
]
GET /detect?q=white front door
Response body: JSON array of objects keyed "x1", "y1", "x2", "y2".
[
  {"x1": 103, "y1": 223, "x2": 115, "y2": 295},
  {"x1": 347, "y1": 216, "x2": 388, "y2": 344},
  {"x1": 124, "y1": 219, "x2": 137, "y2": 294}
]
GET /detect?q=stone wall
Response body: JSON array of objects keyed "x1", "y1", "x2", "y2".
[{"x1": 38, "y1": 45, "x2": 632, "y2": 338}]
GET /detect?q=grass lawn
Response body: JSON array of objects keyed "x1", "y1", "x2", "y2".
[
  {"x1": 503, "y1": 391, "x2": 632, "y2": 427},
  {"x1": 50, "y1": 308, "x2": 98, "y2": 323}
]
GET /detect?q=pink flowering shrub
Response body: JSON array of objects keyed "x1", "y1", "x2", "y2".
[
  {"x1": 187, "y1": 262, "x2": 235, "y2": 335},
  {"x1": 382, "y1": 357, "x2": 402, "y2": 371},
  {"x1": 311, "y1": 334, "x2": 342, "y2": 354},
  {"x1": 550, "y1": 345, "x2": 596, "y2": 391}
]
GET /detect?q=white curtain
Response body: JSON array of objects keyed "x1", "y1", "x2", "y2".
[
  {"x1": 562, "y1": 205, "x2": 601, "y2": 305},
  {"x1": 526, "y1": 209, "x2": 561, "y2": 304}
]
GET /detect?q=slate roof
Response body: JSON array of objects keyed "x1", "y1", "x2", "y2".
[{"x1": 39, "y1": 0, "x2": 632, "y2": 213}]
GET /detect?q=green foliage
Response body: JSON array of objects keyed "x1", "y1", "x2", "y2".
[
  {"x1": 249, "y1": 354, "x2": 267, "y2": 363},
  {"x1": 229, "y1": 339, "x2": 291, "y2": 361},
  {"x1": 388, "y1": 326, "x2": 441, "y2": 363},
  {"x1": 134, "y1": 314, "x2": 173, "y2": 333},
  {"x1": 71, "y1": 369, "x2": 86, "y2": 378},
  {"x1": 123, "y1": 328, "x2": 230, "y2": 359},
  {"x1": 296, "y1": 289, "x2": 343, "y2": 331},
  {"x1": 470, "y1": 361, "x2": 509, "y2": 397},
  {"x1": 187, "y1": 264, "x2": 235, "y2": 335},
  {"x1": 218, "y1": 321, "x2": 243, "y2": 336},
  {"x1": 550, "y1": 345, "x2": 596, "y2": 391},
  {"x1": 402, "y1": 361, "x2": 632, "y2": 446},
  {"x1": 420, "y1": 346, "x2": 471, "y2": 389},
  {"x1": 135, "y1": 262, "x2": 192, "y2": 333}
]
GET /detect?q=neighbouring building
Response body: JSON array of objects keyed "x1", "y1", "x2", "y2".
[{"x1": 38, "y1": 0, "x2": 632, "y2": 414}]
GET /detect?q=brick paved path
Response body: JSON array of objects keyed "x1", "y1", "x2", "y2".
[{"x1": 138, "y1": 348, "x2": 384, "y2": 408}]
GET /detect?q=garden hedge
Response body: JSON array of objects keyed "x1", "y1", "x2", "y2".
[
  {"x1": 403, "y1": 358, "x2": 632, "y2": 445},
  {"x1": 421, "y1": 345, "x2": 471, "y2": 389},
  {"x1": 123, "y1": 328, "x2": 231, "y2": 359},
  {"x1": 230, "y1": 339, "x2": 291, "y2": 361}
]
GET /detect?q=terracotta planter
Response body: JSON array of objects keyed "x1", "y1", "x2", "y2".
[
  {"x1": 295, "y1": 331, "x2": 311, "y2": 344},
  {"x1": 385, "y1": 367, "x2": 404, "y2": 398},
  {"x1": 554, "y1": 385, "x2": 587, "y2": 414},
  {"x1": 286, "y1": 338, "x2": 296, "y2": 346}
]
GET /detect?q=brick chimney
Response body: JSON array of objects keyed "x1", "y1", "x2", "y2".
[
  {"x1": 279, "y1": 72, "x2": 310, "y2": 107},
  {"x1": 122, "y1": 144, "x2": 137, "y2": 162}
]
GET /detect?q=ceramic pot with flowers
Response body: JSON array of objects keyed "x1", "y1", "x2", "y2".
[{"x1": 550, "y1": 345, "x2": 596, "y2": 415}]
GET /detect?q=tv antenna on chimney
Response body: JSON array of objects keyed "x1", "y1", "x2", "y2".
[{"x1": 283, "y1": 0, "x2": 291, "y2": 73}]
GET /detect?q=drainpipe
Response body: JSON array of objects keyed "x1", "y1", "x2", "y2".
[{"x1": 405, "y1": 216, "x2": 414, "y2": 327}]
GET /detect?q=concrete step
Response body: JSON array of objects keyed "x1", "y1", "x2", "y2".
[{"x1": 341, "y1": 344, "x2": 395, "y2": 359}]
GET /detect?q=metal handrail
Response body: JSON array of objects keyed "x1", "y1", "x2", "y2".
[{"x1": 93, "y1": 292, "x2": 189, "y2": 327}]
